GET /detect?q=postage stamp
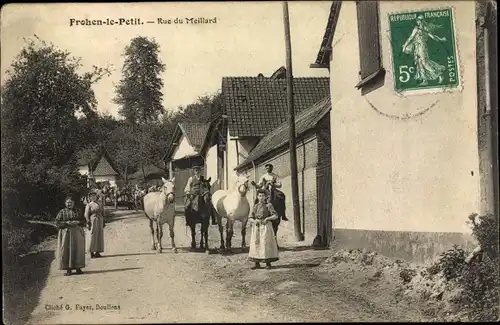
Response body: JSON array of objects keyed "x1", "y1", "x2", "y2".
[{"x1": 388, "y1": 7, "x2": 460, "y2": 94}]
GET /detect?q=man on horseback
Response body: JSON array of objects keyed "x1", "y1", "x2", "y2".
[
  {"x1": 252, "y1": 164, "x2": 289, "y2": 222},
  {"x1": 184, "y1": 166, "x2": 203, "y2": 213}
]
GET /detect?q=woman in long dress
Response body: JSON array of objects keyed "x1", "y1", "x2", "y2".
[
  {"x1": 402, "y1": 15, "x2": 447, "y2": 86},
  {"x1": 248, "y1": 189, "x2": 279, "y2": 269},
  {"x1": 56, "y1": 196, "x2": 86, "y2": 276},
  {"x1": 85, "y1": 191, "x2": 105, "y2": 258}
]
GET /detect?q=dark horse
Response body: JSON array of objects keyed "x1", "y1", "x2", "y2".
[
  {"x1": 251, "y1": 181, "x2": 286, "y2": 244},
  {"x1": 185, "y1": 176, "x2": 213, "y2": 253}
]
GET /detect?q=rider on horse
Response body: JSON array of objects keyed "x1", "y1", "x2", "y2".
[
  {"x1": 184, "y1": 166, "x2": 203, "y2": 213},
  {"x1": 252, "y1": 164, "x2": 289, "y2": 222}
]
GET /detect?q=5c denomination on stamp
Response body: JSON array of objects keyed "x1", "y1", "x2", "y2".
[{"x1": 388, "y1": 7, "x2": 460, "y2": 94}]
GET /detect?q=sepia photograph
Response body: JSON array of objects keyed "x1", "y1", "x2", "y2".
[{"x1": 1, "y1": 1, "x2": 498, "y2": 323}]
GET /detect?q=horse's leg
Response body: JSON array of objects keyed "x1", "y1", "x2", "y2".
[
  {"x1": 149, "y1": 219, "x2": 156, "y2": 250},
  {"x1": 226, "y1": 220, "x2": 234, "y2": 249},
  {"x1": 169, "y1": 221, "x2": 178, "y2": 253},
  {"x1": 199, "y1": 220, "x2": 204, "y2": 249},
  {"x1": 186, "y1": 210, "x2": 196, "y2": 249},
  {"x1": 190, "y1": 222, "x2": 197, "y2": 250},
  {"x1": 203, "y1": 219, "x2": 209, "y2": 253},
  {"x1": 156, "y1": 221, "x2": 163, "y2": 253},
  {"x1": 241, "y1": 218, "x2": 248, "y2": 248},
  {"x1": 218, "y1": 215, "x2": 225, "y2": 250}
]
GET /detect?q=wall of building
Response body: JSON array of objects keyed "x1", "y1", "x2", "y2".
[
  {"x1": 94, "y1": 175, "x2": 117, "y2": 187},
  {"x1": 226, "y1": 129, "x2": 258, "y2": 191},
  {"x1": 316, "y1": 113, "x2": 333, "y2": 246},
  {"x1": 172, "y1": 134, "x2": 198, "y2": 160},
  {"x1": 205, "y1": 144, "x2": 218, "y2": 186},
  {"x1": 476, "y1": 0, "x2": 499, "y2": 218},
  {"x1": 240, "y1": 135, "x2": 319, "y2": 245},
  {"x1": 78, "y1": 165, "x2": 89, "y2": 176},
  {"x1": 329, "y1": 1, "x2": 479, "y2": 262}
]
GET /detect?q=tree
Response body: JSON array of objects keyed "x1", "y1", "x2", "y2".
[
  {"x1": 114, "y1": 36, "x2": 166, "y2": 126},
  {"x1": 105, "y1": 122, "x2": 141, "y2": 184},
  {"x1": 174, "y1": 92, "x2": 223, "y2": 123},
  {"x1": 1, "y1": 36, "x2": 111, "y2": 218}
]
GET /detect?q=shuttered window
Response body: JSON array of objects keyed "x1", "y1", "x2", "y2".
[{"x1": 355, "y1": 0, "x2": 385, "y2": 89}]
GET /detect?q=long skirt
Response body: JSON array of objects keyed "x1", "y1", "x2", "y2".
[
  {"x1": 248, "y1": 222, "x2": 279, "y2": 263},
  {"x1": 88, "y1": 214, "x2": 104, "y2": 253},
  {"x1": 57, "y1": 226, "x2": 86, "y2": 270}
]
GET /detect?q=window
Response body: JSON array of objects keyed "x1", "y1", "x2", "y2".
[{"x1": 355, "y1": 0, "x2": 385, "y2": 91}]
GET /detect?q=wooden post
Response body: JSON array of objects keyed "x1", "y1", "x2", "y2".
[{"x1": 283, "y1": 1, "x2": 304, "y2": 241}]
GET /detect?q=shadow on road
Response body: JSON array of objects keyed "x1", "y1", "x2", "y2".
[
  {"x1": 208, "y1": 247, "x2": 250, "y2": 255},
  {"x1": 105, "y1": 213, "x2": 144, "y2": 224},
  {"x1": 3, "y1": 250, "x2": 55, "y2": 325},
  {"x1": 83, "y1": 267, "x2": 143, "y2": 275},
  {"x1": 271, "y1": 263, "x2": 321, "y2": 269},
  {"x1": 278, "y1": 245, "x2": 329, "y2": 252},
  {"x1": 101, "y1": 252, "x2": 157, "y2": 258}
]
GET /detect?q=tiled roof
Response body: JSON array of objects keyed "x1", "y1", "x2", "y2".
[
  {"x1": 222, "y1": 76, "x2": 330, "y2": 137},
  {"x1": 92, "y1": 156, "x2": 119, "y2": 176},
  {"x1": 235, "y1": 96, "x2": 331, "y2": 170},
  {"x1": 129, "y1": 164, "x2": 167, "y2": 180},
  {"x1": 179, "y1": 122, "x2": 211, "y2": 150}
]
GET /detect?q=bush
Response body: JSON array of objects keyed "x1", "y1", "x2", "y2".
[
  {"x1": 2, "y1": 219, "x2": 35, "y2": 260},
  {"x1": 459, "y1": 255, "x2": 499, "y2": 321},
  {"x1": 469, "y1": 213, "x2": 499, "y2": 261},
  {"x1": 433, "y1": 245, "x2": 467, "y2": 281},
  {"x1": 456, "y1": 213, "x2": 499, "y2": 321}
]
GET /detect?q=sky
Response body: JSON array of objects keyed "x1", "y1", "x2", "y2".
[{"x1": 1, "y1": 1, "x2": 331, "y2": 118}]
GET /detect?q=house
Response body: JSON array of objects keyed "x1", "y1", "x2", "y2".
[
  {"x1": 235, "y1": 96, "x2": 332, "y2": 246},
  {"x1": 76, "y1": 148, "x2": 121, "y2": 187},
  {"x1": 163, "y1": 122, "x2": 212, "y2": 209},
  {"x1": 310, "y1": 1, "x2": 498, "y2": 262},
  {"x1": 217, "y1": 68, "x2": 330, "y2": 193},
  {"x1": 128, "y1": 164, "x2": 168, "y2": 187}
]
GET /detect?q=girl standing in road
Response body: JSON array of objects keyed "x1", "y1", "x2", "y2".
[
  {"x1": 56, "y1": 196, "x2": 86, "y2": 276},
  {"x1": 85, "y1": 191, "x2": 105, "y2": 258},
  {"x1": 248, "y1": 189, "x2": 279, "y2": 269}
]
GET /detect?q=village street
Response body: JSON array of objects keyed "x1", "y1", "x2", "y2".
[{"x1": 3, "y1": 209, "x2": 430, "y2": 324}]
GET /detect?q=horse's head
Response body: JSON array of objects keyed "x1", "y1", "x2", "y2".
[
  {"x1": 161, "y1": 177, "x2": 176, "y2": 204},
  {"x1": 200, "y1": 176, "x2": 212, "y2": 205},
  {"x1": 234, "y1": 176, "x2": 249, "y2": 196}
]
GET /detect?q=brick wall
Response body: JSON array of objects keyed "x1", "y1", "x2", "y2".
[
  {"x1": 316, "y1": 113, "x2": 333, "y2": 246},
  {"x1": 243, "y1": 135, "x2": 319, "y2": 245}
]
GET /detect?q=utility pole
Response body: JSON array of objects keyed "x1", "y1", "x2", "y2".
[{"x1": 283, "y1": 1, "x2": 304, "y2": 241}]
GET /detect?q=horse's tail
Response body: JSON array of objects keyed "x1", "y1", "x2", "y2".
[{"x1": 210, "y1": 206, "x2": 218, "y2": 225}]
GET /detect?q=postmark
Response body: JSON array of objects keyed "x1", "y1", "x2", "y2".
[{"x1": 388, "y1": 7, "x2": 461, "y2": 95}]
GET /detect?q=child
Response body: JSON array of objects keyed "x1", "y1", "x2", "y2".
[{"x1": 248, "y1": 189, "x2": 279, "y2": 269}]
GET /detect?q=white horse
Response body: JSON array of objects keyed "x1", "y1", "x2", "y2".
[
  {"x1": 212, "y1": 176, "x2": 251, "y2": 250},
  {"x1": 143, "y1": 177, "x2": 176, "y2": 253}
]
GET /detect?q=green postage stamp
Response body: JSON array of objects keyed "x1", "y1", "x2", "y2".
[{"x1": 388, "y1": 8, "x2": 460, "y2": 94}]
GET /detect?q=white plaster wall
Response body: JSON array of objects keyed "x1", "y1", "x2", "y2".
[
  {"x1": 226, "y1": 129, "x2": 257, "y2": 191},
  {"x1": 172, "y1": 134, "x2": 198, "y2": 160},
  {"x1": 205, "y1": 144, "x2": 218, "y2": 185},
  {"x1": 94, "y1": 175, "x2": 117, "y2": 187},
  {"x1": 78, "y1": 165, "x2": 89, "y2": 176},
  {"x1": 330, "y1": 1, "x2": 478, "y2": 234}
]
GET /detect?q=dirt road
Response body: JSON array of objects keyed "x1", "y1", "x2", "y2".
[{"x1": 8, "y1": 209, "x2": 428, "y2": 324}]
